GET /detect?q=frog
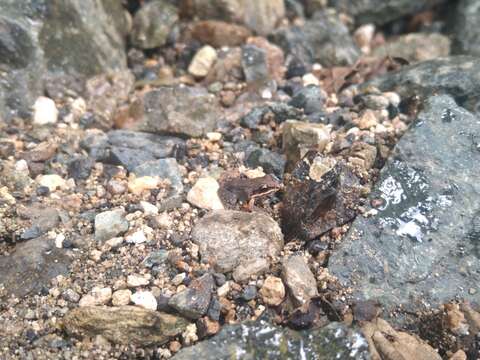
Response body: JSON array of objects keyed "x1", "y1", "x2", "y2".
[{"x1": 218, "y1": 174, "x2": 283, "y2": 210}]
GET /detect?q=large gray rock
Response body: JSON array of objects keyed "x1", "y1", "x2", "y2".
[
  {"x1": 451, "y1": 0, "x2": 480, "y2": 57},
  {"x1": 172, "y1": 319, "x2": 369, "y2": 359},
  {"x1": 0, "y1": 236, "x2": 70, "y2": 298},
  {"x1": 135, "y1": 86, "x2": 221, "y2": 138},
  {"x1": 329, "y1": 95, "x2": 480, "y2": 315},
  {"x1": 361, "y1": 56, "x2": 480, "y2": 113},
  {"x1": 330, "y1": 0, "x2": 446, "y2": 25},
  {"x1": 0, "y1": 0, "x2": 127, "y2": 121},
  {"x1": 62, "y1": 306, "x2": 188, "y2": 346},
  {"x1": 191, "y1": 210, "x2": 284, "y2": 273},
  {"x1": 271, "y1": 10, "x2": 360, "y2": 69}
]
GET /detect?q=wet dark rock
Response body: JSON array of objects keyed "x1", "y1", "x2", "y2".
[
  {"x1": 270, "y1": 10, "x2": 360, "y2": 69},
  {"x1": 62, "y1": 306, "x2": 188, "y2": 346},
  {"x1": 130, "y1": 0, "x2": 178, "y2": 49},
  {"x1": 241, "y1": 45, "x2": 268, "y2": 84},
  {"x1": 67, "y1": 156, "x2": 95, "y2": 180},
  {"x1": 0, "y1": 0, "x2": 127, "y2": 120},
  {"x1": 361, "y1": 56, "x2": 480, "y2": 113},
  {"x1": 172, "y1": 319, "x2": 369, "y2": 360},
  {"x1": 207, "y1": 297, "x2": 221, "y2": 321},
  {"x1": 0, "y1": 236, "x2": 70, "y2": 298},
  {"x1": 134, "y1": 86, "x2": 221, "y2": 138},
  {"x1": 329, "y1": 95, "x2": 480, "y2": 318},
  {"x1": 191, "y1": 210, "x2": 283, "y2": 273},
  {"x1": 451, "y1": 0, "x2": 480, "y2": 57},
  {"x1": 289, "y1": 85, "x2": 325, "y2": 115},
  {"x1": 168, "y1": 274, "x2": 214, "y2": 320},
  {"x1": 240, "y1": 107, "x2": 268, "y2": 129},
  {"x1": 282, "y1": 153, "x2": 363, "y2": 241},
  {"x1": 330, "y1": 0, "x2": 446, "y2": 25},
  {"x1": 245, "y1": 148, "x2": 286, "y2": 178},
  {"x1": 287, "y1": 300, "x2": 328, "y2": 330}
]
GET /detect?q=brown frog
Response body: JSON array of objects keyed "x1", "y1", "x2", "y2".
[{"x1": 218, "y1": 173, "x2": 283, "y2": 210}]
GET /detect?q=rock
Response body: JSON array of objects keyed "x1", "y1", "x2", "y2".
[
  {"x1": 168, "y1": 274, "x2": 214, "y2": 320},
  {"x1": 282, "y1": 120, "x2": 330, "y2": 170},
  {"x1": 360, "y1": 56, "x2": 480, "y2": 113},
  {"x1": 246, "y1": 37, "x2": 286, "y2": 83},
  {"x1": 282, "y1": 153, "x2": 363, "y2": 241},
  {"x1": 62, "y1": 306, "x2": 188, "y2": 346},
  {"x1": 330, "y1": 0, "x2": 446, "y2": 25},
  {"x1": 94, "y1": 209, "x2": 129, "y2": 242},
  {"x1": 32, "y1": 97, "x2": 58, "y2": 125},
  {"x1": 36, "y1": 174, "x2": 67, "y2": 192},
  {"x1": 0, "y1": 236, "x2": 70, "y2": 298},
  {"x1": 127, "y1": 274, "x2": 150, "y2": 288},
  {"x1": 131, "y1": 0, "x2": 178, "y2": 49},
  {"x1": 282, "y1": 255, "x2": 318, "y2": 306},
  {"x1": 128, "y1": 176, "x2": 159, "y2": 195},
  {"x1": 271, "y1": 10, "x2": 360, "y2": 69},
  {"x1": 135, "y1": 86, "x2": 221, "y2": 138},
  {"x1": 67, "y1": 156, "x2": 95, "y2": 180},
  {"x1": 63, "y1": 289, "x2": 81, "y2": 303},
  {"x1": 131, "y1": 291, "x2": 158, "y2": 311},
  {"x1": 259, "y1": 276, "x2": 285, "y2": 306},
  {"x1": 232, "y1": 258, "x2": 269, "y2": 283},
  {"x1": 451, "y1": 0, "x2": 480, "y2": 57},
  {"x1": 0, "y1": 0, "x2": 127, "y2": 120},
  {"x1": 289, "y1": 85, "x2": 325, "y2": 115},
  {"x1": 103, "y1": 130, "x2": 185, "y2": 171},
  {"x1": 205, "y1": 47, "x2": 243, "y2": 84},
  {"x1": 172, "y1": 319, "x2": 369, "y2": 360},
  {"x1": 372, "y1": 33, "x2": 451, "y2": 63},
  {"x1": 188, "y1": 45, "x2": 218, "y2": 78},
  {"x1": 241, "y1": 45, "x2": 268, "y2": 84},
  {"x1": 187, "y1": 177, "x2": 224, "y2": 210},
  {"x1": 140, "y1": 201, "x2": 159, "y2": 216},
  {"x1": 79, "y1": 287, "x2": 112, "y2": 307},
  {"x1": 191, "y1": 210, "x2": 284, "y2": 273},
  {"x1": 362, "y1": 318, "x2": 442, "y2": 360},
  {"x1": 180, "y1": 0, "x2": 285, "y2": 36},
  {"x1": 125, "y1": 229, "x2": 148, "y2": 244},
  {"x1": 245, "y1": 148, "x2": 286, "y2": 178},
  {"x1": 329, "y1": 96, "x2": 480, "y2": 317},
  {"x1": 191, "y1": 20, "x2": 251, "y2": 48},
  {"x1": 112, "y1": 289, "x2": 132, "y2": 306}
]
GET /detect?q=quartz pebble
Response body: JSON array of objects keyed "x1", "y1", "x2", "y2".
[
  {"x1": 131, "y1": 291, "x2": 158, "y2": 311},
  {"x1": 33, "y1": 96, "x2": 58, "y2": 125}
]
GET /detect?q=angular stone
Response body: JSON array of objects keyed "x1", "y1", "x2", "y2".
[
  {"x1": 282, "y1": 255, "x2": 318, "y2": 306},
  {"x1": 187, "y1": 177, "x2": 224, "y2": 210},
  {"x1": 241, "y1": 45, "x2": 268, "y2": 84},
  {"x1": 329, "y1": 95, "x2": 480, "y2": 317},
  {"x1": 289, "y1": 85, "x2": 325, "y2": 115},
  {"x1": 0, "y1": 236, "x2": 70, "y2": 298},
  {"x1": 330, "y1": 0, "x2": 446, "y2": 25},
  {"x1": 271, "y1": 10, "x2": 360, "y2": 69},
  {"x1": 232, "y1": 258, "x2": 269, "y2": 283},
  {"x1": 245, "y1": 148, "x2": 286, "y2": 178},
  {"x1": 259, "y1": 276, "x2": 285, "y2": 306},
  {"x1": 361, "y1": 56, "x2": 480, "y2": 113},
  {"x1": 168, "y1": 274, "x2": 214, "y2": 320},
  {"x1": 191, "y1": 210, "x2": 284, "y2": 273},
  {"x1": 62, "y1": 306, "x2": 188, "y2": 346},
  {"x1": 94, "y1": 208, "x2": 129, "y2": 242},
  {"x1": 131, "y1": 0, "x2": 178, "y2": 49},
  {"x1": 172, "y1": 320, "x2": 369, "y2": 360},
  {"x1": 135, "y1": 86, "x2": 221, "y2": 138}
]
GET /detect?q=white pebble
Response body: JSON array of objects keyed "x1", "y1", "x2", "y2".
[
  {"x1": 131, "y1": 291, "x2": 157, "y2": 310},
  {"x1": 33, "y1": 96, "x2": 58, "y2": 125}
]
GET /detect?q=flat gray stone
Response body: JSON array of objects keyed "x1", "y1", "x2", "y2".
[
  {"x1": 329, "y1": 95, "x2": 480, "y2": 315},
  {"x1": 94, "y1": 208, "x2": 129, "y2": 242}
]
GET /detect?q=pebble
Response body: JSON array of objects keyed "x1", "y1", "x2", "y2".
[
  {"x1": 259, "y1": 276, "x2": 285, "y2": 306},
  {"x1": 282, "y1": 255, "x2": 318, "y2": 306},
  {"x1": 127, "y1": 274, "x2": 150, "y2": 288},
  {"x1": 125, "y1": 229, "x2": 148, "y2": 244},
  {"x1": 62, "y1": 289, "x2": 80, "y2": 303},
  {"x1": 131, "y1": 291, "x2": 158, "y2": 311},
  {"x1": 33, "y1": 96, "x2": 58, "y2": 125},
  {"x1": 128, "y1": 176, "x2": 159, "y2": 195},
  {"x1": 94, "y1": 209, "x2": 129, "y2": 242},
  {"x1": 105, "y1": 237, "x2": 124, "y2": 249},
  {"x1": 36, "y1": 174, "x2": 67, "y2": 192},
  {"x1": 187, "y1": 177, "x2": 224, "y2": 210},
  {"x1": 79, "y1": 287, "x2": 112, "y2": 307},
  {"x1": 357, "y1": 110, "x2": 379, "y2": 129},
  {"x1": 232, "y1": 258, "x2": 269, "y2": 283},
  {"x1": 112, "y1": 289, "x2": 132, "y2": 306},
  {"x1": 188, "y1": 45, "x2": 218, "y2": 78},
  {"x1": 168, "y1": 274, "x2": 214, "y2": 320}
]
